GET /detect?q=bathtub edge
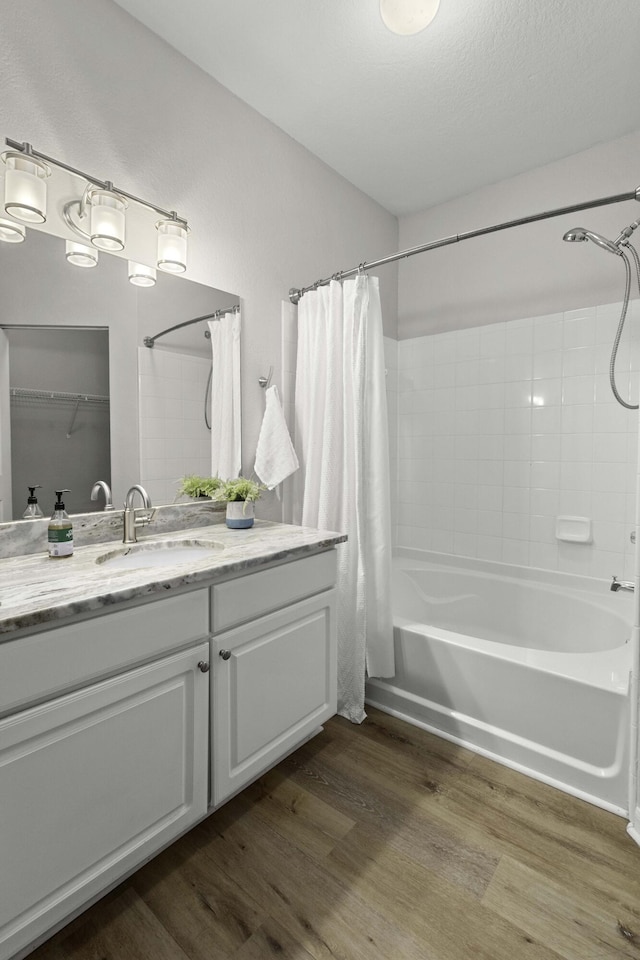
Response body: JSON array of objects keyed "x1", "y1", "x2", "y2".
[{"x1": 365, "y1": 685, "x2": 628, "y2": 817}]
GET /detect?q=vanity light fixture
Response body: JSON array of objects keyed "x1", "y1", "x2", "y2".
[
  {"x1": 156, "y1": 215, "x2": 189, "y2": 274},
  {"x1": 65, "y1": 240, "x2": 98, "y2": 268},
  {"x1": 1, "y1": 145, "x2": 50, "y2": 223},
  {"x1": 128, "y1": 260, "x2": 156, "y2": 286},
  {"x1": 88, "y1": 186, "x2": 127, "y2": 251},
  {"x1": 380, "y1": 0, "x2": 440, "y2": 34},
  {"x1": 3, "y1": 138, "x2": 189, "y2": 269},
  {"x1": 0, "y1": 216, "x2": 26, "y2": 243}
]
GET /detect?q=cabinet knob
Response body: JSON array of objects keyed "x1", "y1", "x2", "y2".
[
  {"x1": 219, "y1": 649, "x2": 232, "y2": 661},
  {"x1": 197, "y1": 660, "x2": 210, "y2": 673}
]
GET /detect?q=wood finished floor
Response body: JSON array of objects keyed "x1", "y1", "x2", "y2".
[{"x1": 28, "y1": 708, "x2": 640, "y2": 960}]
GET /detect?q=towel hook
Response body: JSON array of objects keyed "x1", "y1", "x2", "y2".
[{"x1": 258, "y1": 365, "x2": 274, "y2": 389}]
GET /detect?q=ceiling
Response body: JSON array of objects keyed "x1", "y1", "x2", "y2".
[{"x1": 112, "y1": 0, "x2": 640, "y2": 217}]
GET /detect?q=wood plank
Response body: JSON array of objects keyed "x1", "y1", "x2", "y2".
[
  {"x1": 324, "y1": 821, "x2": 564, "y2": 960},
  {"x1": 235, "y1": 916, "x2": 318, "y2": 960},
  {"x1": 130, "y1": 828, "x2": 265, "y2": 960},
  {"x1": 283, "y1": 723, "x2": 500, "y2": 898},
  {"x1": 196, "y1": 803, "x2": 432, "y2": 960},
  {"x1": 468, "y1": 753, "x2": 639, "y2": 868},
  {"x1": 338, "y1": 722, "x2": 475, "y2": 798},
  {"x1": 431, "y1": 752, "x2": 640, "y2": 905},
  {"x1": 332, "y1": 706, "x2": 476, "y2": 771},
  {"x1": 482, "y1": 854, "x2": 640, "y2": 960},
  {"x1": 24, "y1": 942, "x2": 68, "y2": 960},
  {"x1": 241, "y1": 768, "x2": 356, "y2": 861},
  {"x1": 35, "y1": 886, "x2": 191, "y2": 960},
  {"x1": 283, "y1": 712, "x2": 478, "y2": 832}
]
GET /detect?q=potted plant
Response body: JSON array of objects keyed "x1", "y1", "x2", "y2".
[
  {"x1": 177, "y1": 475, "x2": 223, "y2": 501},
  {"x1": 213, "y1": 476, "x2": 264, "y2": 529}
]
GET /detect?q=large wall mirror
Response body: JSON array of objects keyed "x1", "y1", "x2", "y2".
[{"x1": 0, "y1": 227, "x2": 240, "y2": 522}]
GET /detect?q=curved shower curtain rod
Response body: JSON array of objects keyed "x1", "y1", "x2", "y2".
[
  {"x1": 289, "y1": 185, "x2": 640, "y2": 304},
  {"x1": 143, "y1": 304, "x2": 240, "y2": 348}
]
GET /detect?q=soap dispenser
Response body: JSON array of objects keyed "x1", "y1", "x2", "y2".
[
  {"x1": 23, "y1": 485, "x2": 44, "y2": 519},
  {"x1": 48, "y1": 490, "x2": 73, "y2": 558}
]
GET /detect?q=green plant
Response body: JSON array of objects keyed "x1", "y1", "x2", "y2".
[
  {"x1": 178, "y1": 475, "x2": 223, "y2": 499},
  {"x1": 213, "y1": 476, "x2": 265, "y2": 503}
]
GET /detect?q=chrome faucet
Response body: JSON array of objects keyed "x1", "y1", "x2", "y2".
[
  {"x1": 90, "y1": 480, "x2": 114, "y2": 511},
  {"x1": 123, "y1": 484, "x2": 155, "y2": 544},
  {"x1": 610, "y1": 576, "x2": 635, "y2": 593}
]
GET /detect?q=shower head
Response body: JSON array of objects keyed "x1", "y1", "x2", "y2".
[{"x1": 563, "y1": 227, "x2": 622, "y2": 256}]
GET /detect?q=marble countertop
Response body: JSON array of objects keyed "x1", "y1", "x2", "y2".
[{"x1": 0, "y1": 520, "x2": 346, "y2": 639}]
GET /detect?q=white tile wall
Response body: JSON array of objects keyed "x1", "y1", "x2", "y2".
[
  {"x1": 138, "y1": 347, "x2": 211, "y2": 505},
  {"x1": 394, "y1": 300, "x2": 640, "y2": 579}
]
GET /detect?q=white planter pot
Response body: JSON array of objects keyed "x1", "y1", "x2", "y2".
[{"x1": 226, "y1": 501, "x2": 254, "y2": 529}]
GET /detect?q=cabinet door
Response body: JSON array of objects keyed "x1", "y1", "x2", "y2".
[
  {"x1": 211, "y1": 590, "x2": 336, "y2": 807},
  {"x1": 0, "y1": 643, "x2": 209, "y2": 960}
]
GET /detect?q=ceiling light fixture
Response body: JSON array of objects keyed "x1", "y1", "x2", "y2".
[
  {"x1": 128, "y1": 261, "x2": 156, "y2": 286},
  {"x1": 1, "y1": 145, "x2": 50, "y2": 223},
  {"x1": 380, "y1": 0, "x2": 440, "y2": 35},
  {"x1": 0, "y1": 216, "x2": 26, "y2": 243},
  {"x1": 65, "y1": 240, "x2": 98, "y2": 268},
  {"x1": 3, "y1": 137, "x2": 189, "y2": 272}
]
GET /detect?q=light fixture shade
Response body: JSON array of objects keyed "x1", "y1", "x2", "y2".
[
  {"x1": 89, "y1": 188, "x2": 126, "y2": 251},
  {"x1": 380, "y1": 0, "x2": 440, "y2": 34},
  {"x1": 156, "y1": 218, "x2": 188, "y2": 273},
  {"x1": 2, "y1": 152, "x2": 50, "y2": 223},
  {"x1": 65, "y1": 240, "x2": 98, "y2": 268},
  {"x1": 128, "y1": 261, "x2": 156, "y2": 286},
  {"x1": 0, "y1": 217, "x2": 26, "y2": 243}
]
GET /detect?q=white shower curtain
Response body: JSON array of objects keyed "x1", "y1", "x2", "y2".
[
  {"x1": 293, "y1": 275, "x2": 394, "y2": 723},
  {"x1": 208, "y1": 310, "x2": 241, "y2": 479}
]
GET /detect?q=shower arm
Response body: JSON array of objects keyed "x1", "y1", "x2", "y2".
[{"x1": 289, "y1": 187, "x2": 640, "y2": 302}]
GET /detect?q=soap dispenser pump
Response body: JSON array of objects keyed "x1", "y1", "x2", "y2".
[
  {"x1": 48, "y1": 490, "x2": 73, "y2": 558},
  {"x1": 23, "y1": 485, "x2": 44, "y2": 519}
]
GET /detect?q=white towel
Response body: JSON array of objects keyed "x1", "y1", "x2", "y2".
[{"x1": 254, "y1": 385, "x2": 300, "y2": 489}]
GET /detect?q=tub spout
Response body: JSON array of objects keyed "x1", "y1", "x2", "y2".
[{"x1": 610, "y1": 576, "x2": 634, "y2": 593}]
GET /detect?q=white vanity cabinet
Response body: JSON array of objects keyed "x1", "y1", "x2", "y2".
[
  {"x1": 209, "y1": 550, "x2": 337, "y2": 806},
  {"x1": 0, "y1": 591, "x2": 210, "y2": 960},
  {"x1": 0, "y1": 543, "x2": 339, "y2": 960}
]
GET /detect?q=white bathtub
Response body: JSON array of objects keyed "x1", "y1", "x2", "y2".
[{"x1": 365, "y1": 550, "x2": 634, "y2": 812}]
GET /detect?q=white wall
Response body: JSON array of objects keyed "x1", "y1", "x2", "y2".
[
  {"x1": 398, "y1": 130, "x2": 640, "y2": 338},
  {"x1": 1, "y1": 0, "x2": 398, "y2": 520}
]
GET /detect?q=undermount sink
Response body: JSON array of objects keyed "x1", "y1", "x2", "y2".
[{"x1": 95, "y1": 540, "x2": 224, "y2": 571}]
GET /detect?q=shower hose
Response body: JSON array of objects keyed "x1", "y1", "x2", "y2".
[{"x1": 610, "y1": 242, "x2": 640, "y2": 410}]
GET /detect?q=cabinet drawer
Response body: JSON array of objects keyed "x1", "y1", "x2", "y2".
[
  {"x1": 211, "y1": 549, "x2": 337, "y2": 633},
  {"x1": 0, "y1": 590, "x2": 209, "y2": 716}
]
